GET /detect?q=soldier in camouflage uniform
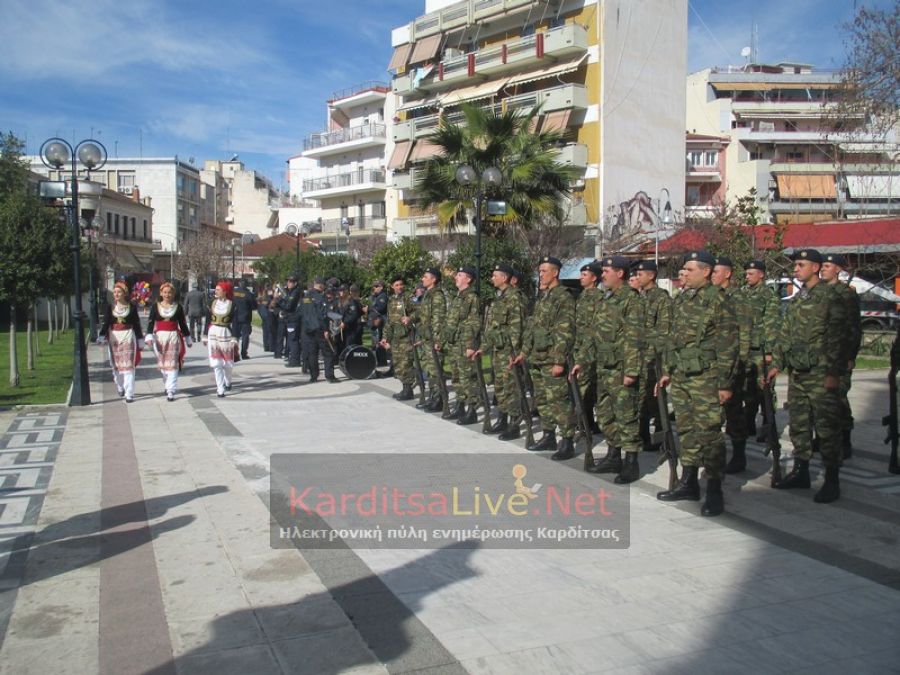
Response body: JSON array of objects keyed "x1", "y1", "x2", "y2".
[
  {"x1": 477, "y1": 263, "x2": 525, "y2": 437},
  {"x1": 769, "y1": 248, "x2": 849, "y2": 503},
  {"x1": 572, "y1": 256, "x2": 645, "y2": 482},
  {"x1": 412, "y1": 267, "x2": 447, "y2": 412},
  {"x1": 515, "y1": 256, "x2": 576, "y2": 459},
  {"x1": 712, "y1": 257, "x2": 754, "y2": 474},
  {"x1": 820, "y1": 253, "x2": 862, "y2": 458},
  {"x1": 442, "y1": 267, "x2": 482, "y2": 424},
  {"x1": 657, "y1": 251, "x2": 738, "y2": 517},
  {"x1": 380, "y1": 275, "x2": 416, "y2": 401},
  {"x1": 741, "y1": 260, "x2": 781, "y2": 440},
  {"x1": 632, "y1": 260, "x2": 673, "y2": 453},
  {"x1": 574, "y1": 261, "x2": 605, "y2": 433}
]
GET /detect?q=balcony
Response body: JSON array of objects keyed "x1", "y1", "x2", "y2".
[
  {"x1": 734, "y1": 128, "x2": 887, "y2": 145},
  {"x1": 685, "y1": 164, "x2": 722, "y2": 182},
  {"x1": 302, "y1": 170, "x2": 387, "y2": 199},
  {"x1": 730, "y1": 101, "x2": 840, "y2": 117},
  {"x1": 315, "y1": 216, "x2": 387, "y2": 235},
  {"x1": 391, "y1": 167, "x2": 423, "y2": 190},
  {"x1": 394, "y1": 24, "x2": 588, "y2": 95},
  {"x1": 556, "y1": 143, "x2": 588, "y2": 169},
  {"x1": 409, "y1": 0, "x2": 538, "y2": 41},
  {"x1": 328, "y1": 81, "x2": 389, "y2": 109},
  {"x1": 302, "y1": 123, "x2": 387, "y2": 157}
]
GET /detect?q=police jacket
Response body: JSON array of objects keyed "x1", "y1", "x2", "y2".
[{"x1": 231, "y1": 287, "x2": 258, "y2": 323}]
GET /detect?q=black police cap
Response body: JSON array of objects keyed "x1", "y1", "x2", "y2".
[
  {"x1": 790, "y1": 248, "x2": 823, "y2": 264},
  {"x1": 540, "y1": 256, "x2": 562, "y2": 269},
  {"x1": 824, "y1": 253, "x2": 847, "y2": 267}
]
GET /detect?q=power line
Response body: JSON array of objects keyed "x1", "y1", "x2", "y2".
[{"x1": 689, "y1": 1, "x2": 735, "y2": 65}]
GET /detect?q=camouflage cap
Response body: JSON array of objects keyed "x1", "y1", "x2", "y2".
[
  {"x1": 539, "y1": 255, "x2": 562, "y2": 269},
  {"x1": 790, "y1": 248, "x2": 823, "y2": 264},
  {"x1": 823, "y1": 253, "x2": 848, "y2": 267}
]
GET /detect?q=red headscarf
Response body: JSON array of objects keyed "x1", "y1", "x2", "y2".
[{"x1": 216, "y1": 280, "x2": 234, "y2": 300}]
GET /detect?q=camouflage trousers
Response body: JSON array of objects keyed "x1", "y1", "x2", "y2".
[
  {"x1": 787, "y1": 369, "x2": 843, "y2": 468},
  {"x1": 531, "y1": 363, "x2": 575, "y2": 437},
  {"x1": 595, "y1": 366, "x2": 641, "y2": 453},
  {"x1": 670, "y1": 370, "x2": 727, "y2": 480},
  {"x1": 838, "y1": 369, "x2": 855, "y2": 432},
  {"x1": 391, "y1": 339, "x2": 415, "y2": 386},
  {"x1": 450, "y1": 343, "x2": 479, "y2": 403},
  {"x1": 722, "y1": 362, "x2": 748, "y2": 442},
  {"x1": 638, "y1": 358, "x2": 660, "y2": 449},
  {"x1": 491, "y1": 349, "x2": 521, "y2": 417}
]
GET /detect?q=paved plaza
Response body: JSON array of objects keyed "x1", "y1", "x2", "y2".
[{"x1": 1, "y1": 334, "x2": 899, "y2": 675}]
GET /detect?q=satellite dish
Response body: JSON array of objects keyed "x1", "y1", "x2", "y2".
[{"x1": 741, "y1": 46, "x2": 752, "y2": 58}]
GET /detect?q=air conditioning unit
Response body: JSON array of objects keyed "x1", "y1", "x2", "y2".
[
  {"x1": 119, "y1": 186, "x2": 134, "y2": 195},
  {"x1": 443, "y1": 47, "x2": 464, "y2": 60}
]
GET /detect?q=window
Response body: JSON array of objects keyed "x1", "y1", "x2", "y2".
[
  {"x1": 106, "y1": 212, "x2": 112, "y2": 232},
  {"x1": 114, "y1": 214, "x2": 120, "y2": 235},
  {"x1": 117, "y1": 172, "x2": 135, "y2": 189},
  {"x1": 373, "y1": 201, "x2": 386, "y2": 218},
  {"x1": 686, "y1": 186, "x2": 701, "y2": 206},
  {"x1": 176, "y1": 174, "x2": 184, "y2": 190},
  {"x1": 189, "y1": 206, "x2": 197, "y2": 225},
  {"x1": 785, "y1": 151, "x2": 804, "y2": 161},
  {"x1": 340, "y1": 204, "x2": 349, "y2": 219},
  {"x1": 687, "y1": 151, "x2": 702, "y2": 167},
  {"x1": 189, "y1": 179, "x2": 198, "y2": 195},
  {"x1": 521, "y1": 23, "x2": 535, "y2": 37},
  {"x1": 143, "y1": 219, "x2": 148, "y2": 240},
  {"x1": 704, "y1": 151, "x2": 717, "y2": 166},
  {"x1": 131, "y1": 217, "x2": 136, "y2": 238}
]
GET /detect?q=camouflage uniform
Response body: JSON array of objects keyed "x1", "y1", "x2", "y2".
[
  {"x1": 483, "y1": 287, "x2": 525, "y2": 417},
  {"x1": 721, "y1": 285, "x2": 753, "y2": 444},
  {"x1": 831, "y1": 281, "x2": 862, "y2": 439},
  {"x1": 741, "y1": 280, "x2": 781, "y2": 431},
  {"x1": 666, "y1": 283, "x2": 738, "y2": 479},
  {"x1": 585, "y1": 285, "x2": 645, "y2": 453},
  {"x1": 414, "y1": 285, "x2": 447, "y2": 390},
  {"x1": 573, "y1": 285, "x2": 604, "y2": 401},
  {"x1": 522, "y1": 284, "x2": 575, "y2": 437},
  {"x1": 444, "y1": 287, "x2": 481, "y2": 404},
  {"x1": 773, "y1": 282, "x2": 848, "y2": 468},
  {"x1": 638, "y1": 285, "x2": 672, "y2": 449},
  {"x1": 384, "y1": 291, "x2": 416, "y2": 387}
]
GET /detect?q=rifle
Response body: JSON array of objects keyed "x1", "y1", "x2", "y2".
[
  {"x1": 509, "y1": 349, "x2": 534, "y2": 447},
  {"x1": 431, "y1": 346, "x2": 451, "y2": 416},
  {"x1": 885, "y1": 328, "x2": 899, "y2": 474},
  {"x1": 652, "y1": 353, "x2": 679, "y2": 490},
  {"x1": 474, "y1": 305, "x2": 493, "y2": 432},
  {"x1": 566, "y1": 356, "x2": 594, "y2": 469},
  {"x1": 758, "y1": 352, "x2": 783, "y2": 486},
  {"x1": 408, "y1": 327, "x2": 428, "y2": 407}
]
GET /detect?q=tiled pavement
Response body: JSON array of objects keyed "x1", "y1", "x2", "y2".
[{"x1": 0, "y1": 336, "x2": 898, "y2": 674}]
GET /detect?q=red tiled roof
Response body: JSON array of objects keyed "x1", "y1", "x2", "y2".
[{"x1": 241, "y1": 233, "x2": 317, "y2": 258}]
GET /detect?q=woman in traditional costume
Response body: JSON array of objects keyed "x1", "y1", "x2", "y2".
[
  {"x1": 98, "y1": 281, "x2": 144, "y2": 402},
  {"x1": 145, "y1": 282, "x2": 192, "y2": 401},
  {"x1": 203, "y1": 280, "x2": 238, "y2": 398}
]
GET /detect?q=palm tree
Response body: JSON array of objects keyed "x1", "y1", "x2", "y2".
[{"x1": 415, "y1": 103, "x2": 579, "y2": 236}]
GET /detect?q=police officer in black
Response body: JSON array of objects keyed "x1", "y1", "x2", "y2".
[
  {"x1": 321, "y1": 284, "x2": 341, "y2": 381},
  {"x1": 299, "y1": 290, "x2": 323, "y2": 382},
  {"x1": 231, "y1": 281, "x2": 258, "y2": 359},
  {"x1": 340, "y1": 284, "x2": 364, "y2": 348},
  {"x1": 274, "y1": 276, "x2": 301, "y2": 365}
]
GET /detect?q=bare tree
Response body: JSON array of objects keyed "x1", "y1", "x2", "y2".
[{"x1": 173, "y1": 230, "x2": 232, "y2": 285}]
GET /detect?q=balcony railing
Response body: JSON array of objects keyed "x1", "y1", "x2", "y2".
[
  {"x1": 410, "y1": 0, "x2": 537, "y2": 40},
  {"x1": 316, "y1": 216, "x2": 387, "y2": 233},
  {"x1": 303, "y1": 124, "x2": 386, "y2": 151},
  {"x1": 329, "y1": 81, "x2": 389, "y2": 102},
  {"x1": 302, "y1": 170, "x2": 386, "y2": 193}
]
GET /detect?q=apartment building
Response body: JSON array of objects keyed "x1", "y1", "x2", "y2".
[
  {"x1": 386, "y1": 0, "x2": 687, "y2": 246},
  {"x1": 684, "y1": 133, "x2": 729, "y2": 220},
  {"x1": 687, "y1": 62, "x2": 900, "y2": 224},
  {"x1": 297, "y1": 82, "x2": 392, "y2": 252},
  {"x1": 202, "y1": 159, "x2": 279, "y2": 238}
]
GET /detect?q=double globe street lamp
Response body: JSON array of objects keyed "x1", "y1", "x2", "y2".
[
  {"x1": 284, "y1": 222, "x2": 310, "y2": 279},
  {"x1": 455, "y1": 164, "x2": 503, "y2": 296},
  {"x1": 39, "y1": 137, "x2": 108, "y2": 406}
]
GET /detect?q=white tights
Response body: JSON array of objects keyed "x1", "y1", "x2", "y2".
[
  {"x1": 213, "y1": 364, "x2": 232, "y2": 395},
  {"x1": 113, "y1": 370, "x2": 135, "y2": 399},
  {"x1": 162, "y1": 370, "x2": 178, "y2": 395}
]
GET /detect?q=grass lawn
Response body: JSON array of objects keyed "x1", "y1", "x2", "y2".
[
  {"x1": 855, "y1": 355, "x2": 891, "y2": 370},
  {"x1": 0, "y1": 329, "x2": 74, "y2": 407}
]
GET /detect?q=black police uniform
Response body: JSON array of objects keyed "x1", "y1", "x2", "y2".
[{"x1": 231, "y1": 285, "x2": 258, "y2": 359}]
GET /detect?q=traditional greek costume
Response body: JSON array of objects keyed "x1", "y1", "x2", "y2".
[
  {"x1": 205, "y1": 298, "x2": 237, "y2": 396},
  {"x1": 146, "y1": 301, "x2": 191, "y2": 400},
  {"x1": 99, "y1": 301, "x2": 143, "y2": 401}
]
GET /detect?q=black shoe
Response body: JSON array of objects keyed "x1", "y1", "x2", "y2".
[
  {"x1": 457, "y1": 403, "x2": 478, "y2": 425},
  {"x1": 614, "y1": 452, "x2": 640, "y2": 484},
  {"x1": 814, "y1": 466, "x2": 841, "y2": 503},
  {"x1": 225, "y1": 383, "x2": 232, "y2": 391},
  {"x1": 442, "y1": 401, "x2": 462, "y2": 420},
  {"x1": 393, "y1": 384, "x2": 415, "y2": 401},
  {"x1": 285, "y1": 362, "x2": 302, "y2": 368},
  {"x1": 657, "y1": 466, "x2": 701, "y2": 501},
  {"x1": 125, "y1": 397, "x2": 134, "y2": 403},
  {"x1": 498, "y1": 418, "x2": 521, "y2": 440},
  {"x1": 486, "y1": 413, "x2": 508, "y2": 435},
  {"x1": 415, "y1": 393, "x2": 434, "y2": 410},
  {"x1": 527, "y1": 430, "x2": 556, "y2": 452},
  {"x1": 117, "y1": 388, "x2": 125, "y2": 397},
  {"x1": 167, "y1": 394, "x2": 175, "y2": 402},
  {"x1": 774, "y1": 459, "x2": 811, "y2": 489},
  {"x1": 326, "y1": 377, "x2": 339, "y2": 383},
  {"x1": 587, "y1": 446, "x2": 622, "y2": 474},
  {"x1": 841, "y1": 430, "x2": 853, "y2": 460},
  {"x1": 701, "y1": 478, "x2": 724, "y2": 516},
  {"x1": 217, "y1": 392, "x2": 225, "y2": 398},
  {"x1": 425, "y1": 394, "x2": 444, "y2": 413},
  {"x1": 551, "y1": 437, "x2": 575, "y2": 461},
  {"x1": 241, "y1": 353, "x2": 249, "y2": 360},
  {"x1": 725, "y1": 440, "x2": 747, "y2": 474}
]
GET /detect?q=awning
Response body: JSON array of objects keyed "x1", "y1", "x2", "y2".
[
  {"x1": 388, "y1": 141, "x2": 413, "y2": 170},
  {"x1": 409, "y1": 35, "x2": 442, "y2": 65},
  {"x1": 439, "y1": 78, "x2": 508, "y2": 107},
  {"x1": 846, "y1": 175, "x2": 900, "y2": 199},
  {"x1": 108, "y1": 245, "x2": 148, "y2": 273},
  {"x1": 397, "y1": 96, "x2": 441, "y2": 112},
  {"x1": 507, "y1": 54, "x2": 587, "y2": 87},
  {"x1": 540, "y1": 109, "x2": 572, "y2": 133},
  {"x1": 776, "y1": 174, "x2": 837, "y2": 199},
  {"x1": 388, "y1": 43, "x2": 413, "y2": 71},
  {"x1": 408, "y1": 140, "x2": 443, "y2": 163}
]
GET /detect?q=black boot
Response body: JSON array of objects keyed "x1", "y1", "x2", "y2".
[
  {"x1": 814, "y1": 466, "x2": 840, "y2": 503},
  {"x1": 486, "y1": 413, "x2": 508, "y2": 435},
  {"x1": 841, "y1": 429, "x2": 853, "y2": 460},
  {"x1": 499, "y1": 417, "x2": 521, "y2": 441},
  {"x1": 614, "y1": 452, "x2": 640, "y2": 484},
  {"x1": 457, "y1": 403, "x2": 478, "y2": 425},
  {"x1": 442, "y1": 400, "x2": 462, "y2": 420},
  {"x1": 657, "y1": 466, "x2": 701, "y2": 501},
  {"x1": 725, "y1": 440, "x2": 747, "y2": 474},
  {"x1": 701, "y1": 478, "x2": 724, "y2": 516},
  {"x1": 551, "y1": 436, "x2": 575, "y2": 461},
  {"x1": 587, "y1": 446, "x2": 622, "y2": 474},
  {"x1": 527, "y1": 430, "x2": 556, "y2": 452},
  {"x1": 425, "y1": 391, "x2": 444, "y2": 412},
  {"x1": 416, "y1": 390, "x2": 435, "y2": 410},
  {"x1": 393, "y1": 384, "x2": 414, "y2": 401},
  {"x1": 774, "y1": 458, "x2": 811, "y2": 489}
]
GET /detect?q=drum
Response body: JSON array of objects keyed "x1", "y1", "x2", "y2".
[{"x1": 339, "y1": 345, "x2": 377, "y2": 380}]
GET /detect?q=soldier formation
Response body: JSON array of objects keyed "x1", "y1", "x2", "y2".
[{"x1": 381, "y1": 248, "x2": 864, "y2": 517}]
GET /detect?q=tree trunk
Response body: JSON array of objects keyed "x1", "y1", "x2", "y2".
[
  {"x1": 9, "y1": 305, "x2": 19, "y2": 387},
  {"x1": 33, "y1": 304, "x2": 40, "y2": 357},
  {"x1": 26, "y1": 309, "x2": 34, "y2": 371},
  {"x1": 62, "y1": 297, "x2": 70, "y2": 332}
]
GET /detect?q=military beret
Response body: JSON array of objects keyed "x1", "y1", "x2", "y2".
[
  {"x1": 579, "y1": 261, "x2": 602, "y2": 276},
  {"x1": 493, "y1": 263, "x2": 514, "y2": 277},
  {"x1": 632, "y1": 260, "x2": 657, "y2": 272},
  {"x1": 684, "y1": 250, "x2": 716, "y2": 266},
  {"x1": 823, "y1": 253, "x2": 847, "y2": 267},
  {"x1": 423, "y1": 267, "x2": 442, "y2": 281},
  {"x1": 746, "y1": 260, "x2": 766, "y2": 272},
  {"x1": 457, "y1": 266, "x2": 477, "y2": 279},
  {"x1": 286, "y1": 275, "x2": 298, "y2": 282},
  {"x1": 790, "y1": 248, "x2": 823, "y2": 264},
  {"x1": 390, "y1": 273, "x2": 405, "y2": 283},
  {"x1": 510, "y1": 268, "x2": 521, "y2": 279},
  {"x1": 601, "y1": 255, "x2": 630, "y2": 270},
  {"x1": 540, "y1": 256, "x2": 562, "y2": 269},
  {"x1": 372, "y1": 279, "x2": 385, "y2": 287},
  {"x1": 314, "y1": 276, "x2": 325, "y2": 285},
  {"x1": 714, "y1": 256, "x2": 733, "y2": 268},
  {"x1": 326, "y1": 277, "x2": 340, "y2": 287}
]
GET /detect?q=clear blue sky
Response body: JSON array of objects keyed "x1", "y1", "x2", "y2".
[{"x1": 0, "y1": 0, "x2": 887, "y2": 186}]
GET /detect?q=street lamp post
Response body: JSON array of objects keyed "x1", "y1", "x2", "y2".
[
  {"x1": 230, "y1": 238, "x2": 238, "y2": 282},
  {"x1": 80, "y1": 215, "x2": 105, "y2": 341},
  {"x1": 655, "y1": 188, "x2": 674, "y2": 268},
  {"x1": 455, "y1": 164, "x2": 503, "y2": 297},
  {"x1": 285, "y1": 223, "x2": 309, "y2": 280},
  {"x1": 39, "y1": 137, "x2": 108, "y2": 406}
]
